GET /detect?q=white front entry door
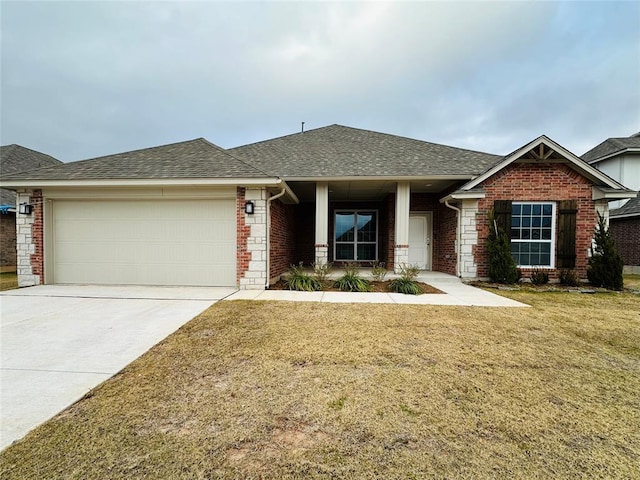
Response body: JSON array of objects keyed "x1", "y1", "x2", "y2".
[{"x1": 408, "y1": 213, "x2": 432, "y2": 270}]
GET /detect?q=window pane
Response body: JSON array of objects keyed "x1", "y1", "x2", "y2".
[
  {"x1": 511, "y1": 217, "x2": 520, "y2": 227},
  {"x1": 532, "y1": 217, "x2": 541, "y2": 227},
  {"x1": 542, "y1": 229, "x2": 551, "y2": 240},
  {"x1": 522, "y1": 217, "x2": 530, "y2": 227},
  {"x1": 335, "y1": 213, "x2": 354, "y2": 242},
  {"x1": 543, "y1": 204, "x2": 552, "y2": 215},
  {"x1": 522, "y1": 205, "x2": 531, "y2": 215},
  {"x1": 335, "y1": 244, "x2": 354, "y2": 261},
  {"x1": 512, "y1": 204, "x2": 521, "y2": 215},
  {"x1": 357, "y1": 244, "x2": 376, "y2": 261},
  {"x1": 522, "y1": 229, "x2": 530, "y2": 239},
  {"x1": 357, "y1": 212, "x2": 376, "y2": 242},
  {"x1": 532, "y1": 204, "x2": 541, "y2": 215},
  {"x1": 542, "y1": 217, "x2": 551, "y2": 227}
]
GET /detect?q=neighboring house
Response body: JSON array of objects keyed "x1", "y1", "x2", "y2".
[
  {"x1": 0, "y1": 125, "x2": 635, "y2": 288},
  {"x1": 582, "y1": 134, "x2": 640, "y2": 273},
  {"x1": 0, "y1": 145, "x2": 61, "y2": 273}
]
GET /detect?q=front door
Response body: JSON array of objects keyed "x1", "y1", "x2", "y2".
[{"x1": 408, "y1": 213, "x2": 432, "y2": 270}]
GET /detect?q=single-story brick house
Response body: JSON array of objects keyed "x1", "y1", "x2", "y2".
[
  {"x1": 0, "y1": 144, "x2": 62, "y2": 273},
  {"x1": 0, "y1": 125, "x2": 636, "y2": 288},
  {"x1": 582, "y1": 134, "x2": 640, "y2": 273}
]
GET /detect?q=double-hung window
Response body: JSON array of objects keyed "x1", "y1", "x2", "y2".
[
  {"x1": 334, "y1": 210, "x2": 377, "y2": 261},
  {"x1": 510, "y1": 202, "x2": 555, "y2": 267}
]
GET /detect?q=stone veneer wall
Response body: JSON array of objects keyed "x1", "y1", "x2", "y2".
[
  {"x1": 16, "y1": 189, "x2": 43, "y2": 287},
  {"x1": 237, "y1": 187, "x2": 268, "y2": 289}
]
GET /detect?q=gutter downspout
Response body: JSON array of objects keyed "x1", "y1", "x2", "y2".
[
  {"x1": 265, "y1": 186, "x2": 287, "y2": 288},
  {"x1": 444, "y1": 200, "x2": 461, "y2": 278}
]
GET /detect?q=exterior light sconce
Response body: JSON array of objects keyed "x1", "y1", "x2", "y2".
[
  {"x1": 244, "y1": 201, "x2": 255, "y2": 215},
  {"x1": 18, "y1": 203, "x2": 33, "y2": 215}
]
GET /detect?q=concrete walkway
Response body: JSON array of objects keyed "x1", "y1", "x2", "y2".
[
  {"x1": 0, "y1": 285, "x2": 233, "y2": 450},
  {"x1": 227, "y1": 273, "x2": 528, "y2": 307}
]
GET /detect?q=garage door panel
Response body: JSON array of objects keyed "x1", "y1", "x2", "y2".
[{"x1": 52, "y1": 199, "x2": 236, "y2": 286}]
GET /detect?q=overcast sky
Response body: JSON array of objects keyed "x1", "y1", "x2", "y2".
[{"x1": 1, "y1": 1, "x2": 639, "y2": 162}]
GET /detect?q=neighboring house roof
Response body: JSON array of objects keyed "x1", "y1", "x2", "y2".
[
  {"x1": 1, "y1": 138, "x2": 271, "y2": 182},
  {"x1": 229, "y1": 124, "x2": 502, "y2": 178},
  {"x1": 610, "y1": 196, "x2": 640, "y2": 219},
  {"x1": 0, "y1": 144, "x2": 62, "y2": 207},
  {"x1": 582, "y1": 135, "x2": 640, "y2": 164}
]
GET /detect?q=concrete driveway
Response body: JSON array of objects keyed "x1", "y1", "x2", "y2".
[{"x1": 0, "y1": 285, "x2": 235, "y2": 450}]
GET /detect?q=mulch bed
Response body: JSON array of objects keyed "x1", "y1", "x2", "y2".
[{"x1": 269, "y1": 279, "x2": 443, "y2": 294}]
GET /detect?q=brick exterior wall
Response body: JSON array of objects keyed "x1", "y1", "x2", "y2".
[
  {"x1": 0, "y1": 213, "x2": 17, "y2": 272},
  {"x1": 474, "y1": 162, "x2": 597, "y2": 280},
  {"x1": 269, "y1": 199, "x2": 297, "y2": 280},
  {"x1": 610, "y1": 217, "x2": 640, "y2": 266},
  {"x1": 236, "y1": 187, "x2": 251, "y2": 285}
]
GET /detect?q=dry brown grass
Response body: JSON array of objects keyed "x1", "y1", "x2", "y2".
[
  {"x1": 0, "y1": 272, "x2": 18, "y2": 291},
  {"x1": 1, "y1": 291, "x2": 638, "y2": 479}
]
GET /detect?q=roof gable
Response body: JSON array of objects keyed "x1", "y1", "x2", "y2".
[
  {"x1": 230, "y1": 124, "x2": 501, "y2": 178},
  {"x1": 460, "y1": 135, "x2": 629, "y2": 192}
]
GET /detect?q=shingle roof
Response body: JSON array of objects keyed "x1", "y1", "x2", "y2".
[
  {"x1": 1, "y1": 144, "x2": 62, "y2": 206},
  {"x1": 2, "y1": 138, "x2": 270, "y2": 181},
  {"x1": 610, "y1": 196, "x2": 640, "y2": 218},
  {"x1": 582, "y1": 135, "x2": 640, "y2": 163},
  {"x1": 229, "y1": 124, "x2": 501, "y2": 177}
]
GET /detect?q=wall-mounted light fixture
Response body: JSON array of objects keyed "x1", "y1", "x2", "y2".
[
  {"x1": 18, "y1": 203, "x2": 33, "y2": 215},
  {"x1": 244, "y1": 201, "x2": 255, "y2": 215}
]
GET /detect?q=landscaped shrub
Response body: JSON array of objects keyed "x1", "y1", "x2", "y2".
[
  {"x1": 587, "y1": 213, "x2": 623, "y2": 291},
  {"x1": 370, "y1": 261, "x2": 388, "y2": 281},
  {"x1": 530, "y1": 268, "x2": 549, "y2": 286},
  {"x1": 559, "y1": 269, "x2": 580, "y2": 287},
  {"x1": 334, "y1": 263, "x2": 371, "y2": 292},
  {"x1": 389, "y1": 264, "x2": 422, "y2": 295},
  {"x1": 312, "y1": 261, "x2": 332, "y2": 283},
  {"x1": 285, "y1": 263, "x2": 322, "y2": 291},
  {"x1": 486, "y1": 208, "x2": 519, "y2": 284}
]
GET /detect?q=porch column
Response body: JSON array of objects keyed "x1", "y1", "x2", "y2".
[
  {"x1": 315, "y1": 182, "x2": 329, "y2": 265},
  {"x1": 394, "y1": 181, "x2": 410, "y2": 272}
]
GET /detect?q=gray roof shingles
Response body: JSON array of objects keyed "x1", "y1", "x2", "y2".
[
  {"x1": 2, "y1": 138, "x2": 270, "y2": 182},
  {"x1": 611, "y1": 196, "x2": 640, "y2": 218},
  {"x1": 582, "y1": 135, "x2": 640, "y2": 163},
  {"x1": 1, "y1": 144, "x2": 62, "y2": 206},
  {"x1": 230, "y1": 124, "x2": 501, "y2": 177}
]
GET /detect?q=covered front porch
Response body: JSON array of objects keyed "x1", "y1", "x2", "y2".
[{"x1": 277, "y1": 178, "x2": 480, "y2": 279}]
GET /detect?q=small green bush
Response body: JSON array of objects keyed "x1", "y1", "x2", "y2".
[
  {"x1": 370, "y1": 261, "x2": 388, "y2": 281},
  {"x1": 312, "y1": 261, "x2": 332, "y2": 282},
  {"x1": 389, "y1": 264, "x2": 422, "y2": 295},
  {"x1": 530, "y1": 268, "x2": 549, "y2": 285},
  {"x1": 559, "y1": 269, "x2": 580, "y2": 287},
  {"x1": 487, "y1": 209, "x2": 519, "y2": 284},
  {"x1": 334, "y1": 263, "x2": 371, "y2": 292},
  {"x1": 587, "y1": 213, "x2": 623, "y2": 291},
  {"x1": 285, "y1": 263, "x2": 322, "y2": 291}
]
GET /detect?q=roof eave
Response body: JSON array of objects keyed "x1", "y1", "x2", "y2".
[
  {"x1": 0, "y1": 177, "x2": 283, "y2": 189},
  {"x1": 281, "y1": 174, "x2": 475, "y2": 182},
  {"x1": 439, "y1": 190, "x2": 486, "y2": 203},
  {"x1": 592, "y1": 187, "x2": 638, "y2": 201},
  {"x1": 585, "y1": 147, "x2": 640, "y2": 164}
]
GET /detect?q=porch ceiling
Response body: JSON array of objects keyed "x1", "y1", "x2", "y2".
[{"x1": 287, "y1": 179, "x2": 462, "y2": 201}]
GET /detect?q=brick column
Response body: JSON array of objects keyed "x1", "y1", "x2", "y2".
[{"x1": 238, "y1": 187, "x2": 268, "y2": 289}]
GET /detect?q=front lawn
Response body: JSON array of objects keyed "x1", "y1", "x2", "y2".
[{"x1": 1, "y1": 291, "x2": 638, "y2": 479}]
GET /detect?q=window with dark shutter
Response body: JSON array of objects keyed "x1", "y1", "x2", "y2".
[
  {"x1": 556, "y1": 200, "x2": 577, "y2": 268},
  {"x1": 493, "y1": 200, "x2": 512, "y2": 235}
]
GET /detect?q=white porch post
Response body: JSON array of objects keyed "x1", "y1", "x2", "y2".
[
  {"x1": 394, "y1": 181, "x2": 410, "y2": 272},
  {"x1": 315, "y1": 182, "x2": 329, "y2": 264}
]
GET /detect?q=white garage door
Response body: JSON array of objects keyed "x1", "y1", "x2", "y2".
[{"x1": 52, "y1": 199, "x2": 236, "y2": 286}]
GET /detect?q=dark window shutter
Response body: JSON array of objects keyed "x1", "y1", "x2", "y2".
[
  {"x1": 493, "y1": 200, "x2": 512, "y2": 237},
  {"x1": 557, "y1": 200, "x2": 577, "y2": 268}
]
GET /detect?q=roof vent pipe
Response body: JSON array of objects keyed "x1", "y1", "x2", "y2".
[{"x1": 301, "y1": 121, "x2": 305, "y2": 133}]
